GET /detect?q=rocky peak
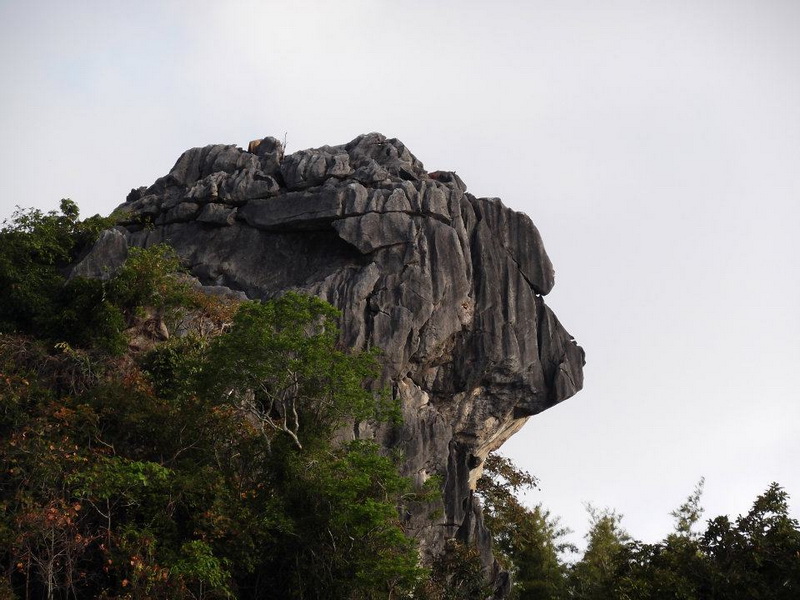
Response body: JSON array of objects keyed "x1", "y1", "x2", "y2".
[{"x1": 80, "y1": 132, "x2": 585, "y2": 595}]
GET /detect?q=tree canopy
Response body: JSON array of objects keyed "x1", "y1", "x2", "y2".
[{"x1": 477, "y1": 456, "x2": 800, "y2": 600}]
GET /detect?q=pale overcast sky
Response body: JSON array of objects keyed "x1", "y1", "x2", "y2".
[{"x1": 1, "y1": 0, "x2": 798, "y2": 549}]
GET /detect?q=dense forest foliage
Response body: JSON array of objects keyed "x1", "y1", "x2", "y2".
[
  {"x1": 1, "y1": 201, "x2": 798, "y2": 599},
  {"x1": 476, "y1": 443, "x2": 800, "y2": 599}
]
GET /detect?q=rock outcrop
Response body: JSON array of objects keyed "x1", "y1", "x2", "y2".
[{"x1": 78, "y1": 132, "x2": 584, "y2": 594}]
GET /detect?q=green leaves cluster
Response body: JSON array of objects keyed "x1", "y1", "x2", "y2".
[
  {"x1": 477, "y1": 455, "x2": 574, "y2": 600},
  {"x1": 202, "y1": 296, "x2": 396, "y2": 450},
  {"x1": 0, "y1": 200, "x2": 112, "y2": 339}
]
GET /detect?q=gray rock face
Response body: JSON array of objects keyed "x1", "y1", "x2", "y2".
[
  {"x1": 69, "y1": 228, "x2": 129, "y2": 280},
  {"x1": 81, "y1": 132, "x2": 584, "y2": 594}
]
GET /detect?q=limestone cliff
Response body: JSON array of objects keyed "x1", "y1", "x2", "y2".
[{"x1": 76, "y1": 132, "x2": 584, "y2": 592}]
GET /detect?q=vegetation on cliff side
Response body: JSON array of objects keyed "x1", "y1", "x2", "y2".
[{"x1": 0, "y1": 202, "x2": 434, "y2": 599}]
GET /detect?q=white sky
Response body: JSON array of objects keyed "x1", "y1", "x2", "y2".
[{"x1": 2, "y1": 0, "x2": 798, "y2": 549}]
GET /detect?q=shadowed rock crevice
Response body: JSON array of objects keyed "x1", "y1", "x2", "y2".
[{"x1": 80, "y1": 132, "x2": 585, "y2": 595}]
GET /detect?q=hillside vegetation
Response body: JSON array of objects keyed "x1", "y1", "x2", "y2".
[{"x1": 0, "y1": 202, "x2": 460, "y2": 599}]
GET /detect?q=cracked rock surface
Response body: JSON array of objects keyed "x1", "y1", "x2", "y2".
[{"x1": 79, "y1": 132, "x2": 585, "y2": 593}]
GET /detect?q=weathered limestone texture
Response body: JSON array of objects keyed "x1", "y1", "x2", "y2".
[{"x1": 80, "y1": 132, "x2": 585, "y2": 594}]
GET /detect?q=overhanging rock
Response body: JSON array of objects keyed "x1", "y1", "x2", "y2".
[{"x1": 79, "y1": 132, "x2": 585, "y2": 594}]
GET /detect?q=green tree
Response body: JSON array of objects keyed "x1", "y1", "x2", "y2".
[
  {"x1": 702, "y1": 483, "x2": 800, "y2": 599},
  {"x1": 0, "y1": 200, "x2": 111, "y2": 339},
  {"x1": 613, "y1": 480, "x2": 710, "y2": 600},
  {"x1": 671, "y1": 478, "x2": 705, "y2": 540},
  {"x1": 477, "y1": 454, "x2": 573, "y2": 599},
  {"x1": 568, "y1": 506, "x2": 629, "y2": 600},
  {"x1": 201, "y1": 294, "x2": 394, "y2": 451},
  {"x1": 197, "y1": 294, "x2": 419, "y2": 598}
]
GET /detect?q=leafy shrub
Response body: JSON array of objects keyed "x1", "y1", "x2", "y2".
[
  {"x1": 107, "y1": 244, "x2": 190, "y2": 317},
  {"x1": 0, "y1": 200, "x2": 112, "y2": 332}
]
